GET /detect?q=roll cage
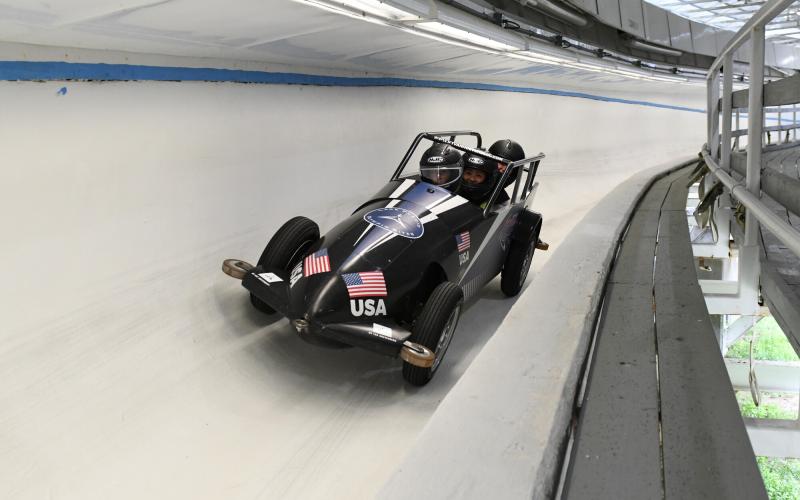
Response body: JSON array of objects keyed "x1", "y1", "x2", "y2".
[{"x1": 392, "y1": 131, "x2": 546, "y2": 217}]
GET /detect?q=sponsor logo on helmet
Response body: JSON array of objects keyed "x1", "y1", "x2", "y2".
[
  {"x1": 467, "y1": 156, "x2": 484, "y2": 165},
  {"x1": 427, "y1": 156, "x2": 444, "y2": 164}
]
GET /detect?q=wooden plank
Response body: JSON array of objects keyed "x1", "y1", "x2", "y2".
[
  {"x1": 565, "y1": 167, "x2": 766, "y2": 498},
  {"x1": 655, "y1": 305, "x2": 766, "y2": 498},
  {"x1": 625, "y1": 169, "x2": 691, "y2": 239},
  {"x1": 653, "y1": 212, "x2": 700, "y2": 309},
  {"x1": 661, "y1": 173, "x2": 690, "y2": 212},
  {"x1": 563, "y1": 283, "x2": 661, "y2": 499},
  {"x1": 610, "y1": 235, "x2": 656, "y2": 285},
  {"x1": 655, "y1": 202, "x2": 767, "y2": 499},
  {"x1": 624, "y1": 211, "x2": 660, "y2": 240},
  {"x1": 636, "y1": 185, "x2": 670, "y2": 211},
  {"x1": 637, "y1": 169, "x2": 690, "y2": 211}
]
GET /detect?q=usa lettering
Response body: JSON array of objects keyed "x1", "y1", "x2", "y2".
[
  {"x1": 458, "y1": 251, "x2": 469, "y2": 265},
  {"x1": 350, "y1": 298, "x2": 387, "y2": 317}
]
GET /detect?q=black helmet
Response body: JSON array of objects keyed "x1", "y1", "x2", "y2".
[
  {"x1": 489, "y1": 139, "x2": 525, "y2": 188},
  {"x1": 459, "y1": 151, "x2": 497, "y2": 203},
  {"x1": 488, "y1": 139, "x2": 525, "y2": 162},
  {"x1": 420, "y1": 143, "x2": 463, "y2": 189}
]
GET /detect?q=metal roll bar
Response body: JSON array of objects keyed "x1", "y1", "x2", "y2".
[
  {"x1": 392, "y1": 130, "x2": 483, "y2": 180},
  {"x1": 483, "y1": 153, "x2": 546, "y2": 217}
]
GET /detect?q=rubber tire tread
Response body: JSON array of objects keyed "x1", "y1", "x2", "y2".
[
  {"x1": 402, "y1": 281, "x2": 463, "y2": 386},
  {"x1": 251, "y1": 216, "x2": 319, "y2": 314},
  {"x1": 500, "y1": 224, "x2": 539, "y2": 297}
]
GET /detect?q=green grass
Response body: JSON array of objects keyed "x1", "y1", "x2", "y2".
[
  {"x1": 757, "y1": 457, "x2": 800, "y2": 500},
  {"x1": 727, "y1": 318, "x2": 799, "y2": 498},
  {"x1": 726, "y1": 317, "x2": 799, "y2": 362},
  {"x1": 736, "y1": 391, "x2": 798, "y2": 420}
]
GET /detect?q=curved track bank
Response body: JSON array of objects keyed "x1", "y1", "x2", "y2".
[{"x1": 0, "y1": 80, "x2": 702, "y2": 499}]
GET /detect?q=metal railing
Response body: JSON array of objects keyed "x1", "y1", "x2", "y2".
[
  {"x1": 704, "y1": 0, "x2": 800, "y2": 258},
  {"x1": 702, "y1": 150, "x2": 800, "y2": 257}
]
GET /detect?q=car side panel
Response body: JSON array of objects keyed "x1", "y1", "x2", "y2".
[{"x1": 456, "y1": 204, "x2": 521, "y2": 301}]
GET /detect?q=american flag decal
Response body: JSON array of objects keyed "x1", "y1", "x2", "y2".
[
  {"x1": 303, "y1": 248, "x2": 331, "y2": 277},
  {"x1": 342, "y1": 271, "x2": 387, "y2": 298},
  {"x1": 456, "y1": 231, "x2": 471, "y2": 252}
]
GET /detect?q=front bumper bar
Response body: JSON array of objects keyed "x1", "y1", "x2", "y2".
[{"x1": 222, "y1": 259, "x2": 434, "y2": 367}]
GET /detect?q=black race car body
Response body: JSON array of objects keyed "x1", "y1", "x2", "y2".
[{"x1": 234, "y1": 131, "x2": 545, "y2": 367}]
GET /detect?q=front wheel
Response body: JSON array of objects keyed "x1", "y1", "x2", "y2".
[
  {"x1": 402, "y1": 282, "x2": 463, "y2": 386},
  {"x1": 251, "y1": 216, "x2": 319, "y2": 313}
]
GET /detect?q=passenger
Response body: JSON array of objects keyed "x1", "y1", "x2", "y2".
[
  {"x1": 488, "y1": 139, "x2": 526, "y2": 188},
  {"x1": 459, "y1": 151, "x2": 498, "y2": 207},
  {"x1": 419, "y1": 143, "x2": 463, "y2": 191}
]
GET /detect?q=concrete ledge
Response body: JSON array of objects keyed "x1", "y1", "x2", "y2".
[
  {"x1": 745, "y1": 418, "x2": 800, "y2": 459},
  {"x1": 378, "y1": 156, "x2": 697, "y2": 500},
  {"x1": 726, "y1": 358, "x2": 800, "y2": 393}
]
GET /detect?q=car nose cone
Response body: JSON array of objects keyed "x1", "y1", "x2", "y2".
[{"x1": 304, "y1": 274, "x2": 345, "y2": 320}]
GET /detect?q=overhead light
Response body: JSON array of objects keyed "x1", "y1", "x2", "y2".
[
  {"x1": 397, "y1": 26, "x2": 502, "y2": 55},
  {"x1": 295, "y1": 0, "x2": 695, "y2": 86},
  {"x1": 505, "y1": 53, "x2": 559, "y2": 66},
  {"x1": 646, "y1": 74, "x2": 689, "y2": 83},
  {"x1": 293, "y1": 0, "x2": 419, "y2": 24},
  {"x1": 610, "y1": 66, "x2": 650, "y2": 78},
  {"x1": 414, "y1": 21, "x2": 522, "y2": 51},
  {"x1": 566, "y1": 61, "x2": 606, "y2": 73},
  {"x1": 506, "y1": 51, "x2": 572, "y2": 66},
  {"x1": 519, "y1": 51, "x2": 572, "y2": 64},
  {"x1": 512, "y1": 0, "x2": 589, "y2": 27}
]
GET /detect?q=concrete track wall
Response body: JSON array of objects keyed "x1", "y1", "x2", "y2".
[{"x1": 0, "y1": 79, "x2": 703, "y2": 499}]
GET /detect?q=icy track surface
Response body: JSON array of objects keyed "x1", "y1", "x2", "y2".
[{"x1": 0, "y1": 81, "x2": 704, "y2": 499}]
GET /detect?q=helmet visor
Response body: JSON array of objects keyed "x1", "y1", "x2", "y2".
[{"x1": 421, "y1": 164, "x2": 462, "y2": 187}]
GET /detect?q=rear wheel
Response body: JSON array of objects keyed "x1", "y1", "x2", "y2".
[
  {"x1": 402, "y1": 282, "x2": 463, "y2": 386},
  {"x1": 500, "y1": 224, "x2": 540, "y2": 297},
  {"x1": 251, "y1": 216, "x2": 319, "y2": 313}
]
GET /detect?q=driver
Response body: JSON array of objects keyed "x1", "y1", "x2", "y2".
[
  {"x1": 458, "y1": 151, "x2": 497, "y2": 207},
  {"x1": 419, "y1": 143, "x2": 463, "y2": 192}
]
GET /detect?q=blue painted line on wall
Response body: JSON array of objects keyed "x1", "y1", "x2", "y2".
[{"x1": 0, "y1": 60, "x2": 707, "y2": 113}]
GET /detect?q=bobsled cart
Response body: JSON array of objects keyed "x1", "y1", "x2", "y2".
[{"x1": 222, "y1": 131, "x2": 547, "y2": 385}]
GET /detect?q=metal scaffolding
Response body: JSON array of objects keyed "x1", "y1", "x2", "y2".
[{"x1": 701, "y1": 0, "x2": 800, "y2": 460}]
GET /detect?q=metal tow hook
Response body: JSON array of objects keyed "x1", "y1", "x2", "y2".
[
  {"x1": 222, "y1": 259, "x2": 255, "y2": 280},
  {"x1": 400, "y1": 341, "x2": 435, "y2": 368}
]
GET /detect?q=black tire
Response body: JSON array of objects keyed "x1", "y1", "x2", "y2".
[
  {"x1": 500, "y1": 224, "x2": 540, "y2": 297},
  {"x1": 402, "y1": 282, "x2": 463, "y2": 386},
  {"x1": 250, "y1": 216, "x2": 319, "y2": 313}
]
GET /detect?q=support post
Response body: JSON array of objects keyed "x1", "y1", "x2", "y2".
[
  {"x1": 721, "y1": 54, "x2": 734, "y2": 173},
  {"x1": 735, "y1": 109, "x2": 741, "y2": 150},
  {"x1": 745, "y1": 26, "x2": 765, "y2": 247},
  {"x1": 709, "y1": 69, "x2": 721, "y2": 160},
  {"x1": 737, "y1": 25, "x2": 765, "y2": 318}
]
